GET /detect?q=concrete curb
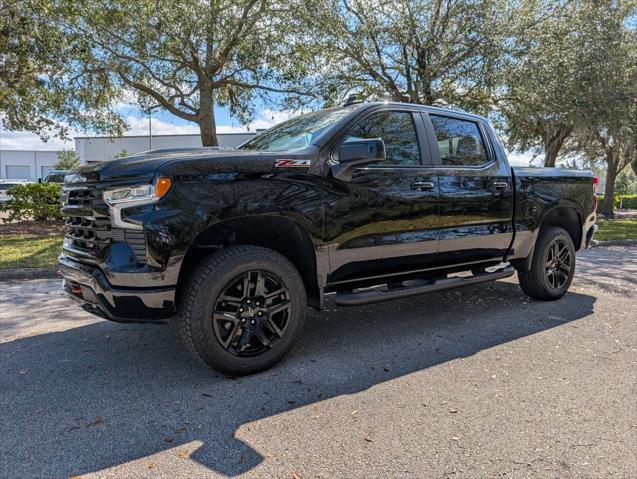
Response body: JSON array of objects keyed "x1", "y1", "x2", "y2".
[
  {"x1": 0, "y1": 267, "x2": 58, "y2": 281},
  {"x1": 591, "y1": 239, "x2": 637, "y2": 248}
]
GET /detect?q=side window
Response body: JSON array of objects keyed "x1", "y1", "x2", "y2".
[
  {"x1": 343, "y1": 111, "x2": 421, "y2": 166},
  {"x1": 429, "y1": 115, "x2": 489, "y2": 167}
]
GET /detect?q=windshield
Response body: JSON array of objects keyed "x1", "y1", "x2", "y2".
[
  {"x1": 240, "y1": 107, "x2": 355, "y2": 151},
  {"x1": 45, "y1": 173, "x2": 66, "y2": 183}
]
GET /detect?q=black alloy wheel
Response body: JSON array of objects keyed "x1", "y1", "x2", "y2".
[
  {"x1": 516, "y1": 226, "x2": 576, "y2": 301},
  {"x1": 213, "y1": 270, "x2": 291, "y2": 357},
  {"x1": 178, "y1": 245, "x2": 306, "y2": 375},
  {"x1": 544, "y1": 238, "x2": 573, "y2": 290}
]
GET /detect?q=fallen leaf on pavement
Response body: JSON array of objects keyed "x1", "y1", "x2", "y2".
[
  {"x1": 164, "y1": 437, "x2": 173, "y2": 443},
  {"x1": 86, "y1": 417, "x2": 102, "y2": 427},
  {"x1": 177, "y1": 450, "x2": 188, "y2": 458}
]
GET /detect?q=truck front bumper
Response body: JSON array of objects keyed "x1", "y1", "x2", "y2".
[{"x1": 58, "y1": 255, "x2": 175, "y2": 323}]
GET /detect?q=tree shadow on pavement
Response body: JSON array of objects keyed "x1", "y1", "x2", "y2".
[{"x1": 0, "y1": 280, "x2": 596, "y2": 477}]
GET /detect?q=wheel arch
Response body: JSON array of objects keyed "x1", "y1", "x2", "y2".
[
  {"x1": 511, "y1": 204, "x2": 583, "y2": 272},
  {"x1": 176, "y1": 215, "x2": 322, "y2": 309},
  {"x1": 539, "y1": 204, "x2": 583, "y2": 250}
]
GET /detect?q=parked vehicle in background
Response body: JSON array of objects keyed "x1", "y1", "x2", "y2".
[
  {"x1": 58, "y1": 102, "x2": 598, "y2": 375},
  {"x1": 0, "y1": 179, "x2": 34, "y2": 202},
  {"x1": 44, "y1": 170, "x2": 69, "y2": 183}
]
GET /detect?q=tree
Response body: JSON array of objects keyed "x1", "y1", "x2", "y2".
[
  {"x1": 59, "y1": 0, "x2": 311, "y2": 146},
  {"x1": 498, "y1": 2, "x2": 628, "y2": 167},
  {"x1": 0, "y1": 0, "x2": 125, "y2": 140},
  {"x1": 54, "y1": 149, "x2": 80, "y2": 170},
  {"x1": 292, "y1": 0, "x2": 506, "y2": 112},
  {"x1": 615, "y1": 169, "x2": 637, "y2": 196},
  {"x1": 570, "y1": 5, "x2": 636, "y2": 216}
]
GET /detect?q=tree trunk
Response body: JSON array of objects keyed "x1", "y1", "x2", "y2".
[
  {"x1": 543, "y1": 125, "x2": 572, "y2": 167},
  {"x1": 600, "y1": 168, "x2": 617, "y2": 217},
  {"x1": 544, "y1": 145, "x2": 559, "y2": 168},
  {"x1": 198, "y1": 90, "x2": 218, "y2": 147}
]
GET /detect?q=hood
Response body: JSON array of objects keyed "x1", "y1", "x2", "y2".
[{"x1": 66, "y1": 147, "x2": 316, "y2": 184}]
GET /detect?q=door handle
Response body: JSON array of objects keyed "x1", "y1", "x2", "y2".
[
  {"x1": 411, "y1": 181, "x2": 435, "y2": 191},
  {"x1": 490, "y1": 181, "x2": 508, "y2": 189}
]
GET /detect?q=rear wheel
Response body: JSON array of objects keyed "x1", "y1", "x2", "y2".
[
  {"x1": 178, "y1": 245, "x2": 306, "y2": 375},
  {"x1": 517, "y1": 226, "x2": 576, "y2": 300}
]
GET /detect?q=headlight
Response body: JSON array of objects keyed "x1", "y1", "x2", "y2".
[
  {"x1": 103, "y1": 177, "x2": 171, "y2": 205},
  {"x1": 103, "y1": 177, "x2": 172, "y2": 230}
]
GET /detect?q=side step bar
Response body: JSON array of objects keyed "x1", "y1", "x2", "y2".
[{"x1": 334, "y1": 265, "x2": 515, "y2": 307}]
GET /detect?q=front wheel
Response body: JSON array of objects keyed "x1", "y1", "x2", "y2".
[
  {"x1": 517, "y1": 226, "x2": 576, "y2": 301},
  {"x1": 178, "y1": 245, "x2": 306, "y2": 375}
]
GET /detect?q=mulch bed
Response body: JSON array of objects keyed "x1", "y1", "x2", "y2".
[{"x1": 0, "y1": 220, "x2": 65, "y2": 236}]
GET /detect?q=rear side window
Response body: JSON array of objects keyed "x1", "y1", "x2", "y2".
[
  {"x1": 430, "y1": 115, "x2": 489, "y2": 167},
  {"x1": 343, "y1": 111, "x2": 421, "y2": 166}
]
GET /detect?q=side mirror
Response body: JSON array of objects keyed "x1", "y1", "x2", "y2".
[{"x1": 331, "y1": 138, "x2": 386, "y2": 181}]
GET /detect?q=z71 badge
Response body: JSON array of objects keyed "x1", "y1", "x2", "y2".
[{"x1": 274, "y1": 159, "x2": 312, "y2": 168}]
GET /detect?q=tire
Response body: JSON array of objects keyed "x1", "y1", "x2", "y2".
[
  {"x1": 177, "y1": 245, "x2": 306, "y2": 375},
  {"x1": 517, "y1": 226, "x2": 576, "y2": 301}
]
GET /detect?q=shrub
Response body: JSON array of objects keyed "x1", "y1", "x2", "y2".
[
  {"x1": 0, "y1": 183, "x2": 63, "y2": 222},
  {"x1": 618, "y1": 195, "x2": 637, "y2": 209},
  {"x1": 598, "y1": 194, "x2": 637, "y2": 210}
]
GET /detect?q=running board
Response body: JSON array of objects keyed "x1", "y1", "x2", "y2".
[{"x1": 334, "y1": 265, "x2": 515, "y2": 307}]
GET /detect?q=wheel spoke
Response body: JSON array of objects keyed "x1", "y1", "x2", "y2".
[
  {"x1": 255, "y1": 272, "x2": 266, "y2": 296},
  {"x1": 558, "y1": 264, "x2": 570, "y2": 275},
  {"x1": 222, "y1": 322, "x2": 241, "y2": 349},
  {"x1": 253, "y1": 326, "x2": 272, "y2": 348},
  {"x1": 546, "y1": 270, "x2": 555, "y2": 288},
  {"x1": 241, "y1": 272, "x2": 252, "y2": 299},
  {"x1": 264, "y1": 318, "x2": 284, "y2": 338},
  {"x1": 213, "y1": 312, "x2": 239, "y2": 322},
  {"x1": 218, "y1": 295, "x2": 241, "y2": 306},
  {"x1": 264, "y1": 287, "x2": 286, "y2": 302},
  {"x1": 268, "y1": 301, "x2": 290, "y2": 317},
  {"x1": 235, "y1": 328, "x2": 252, "y2": 352}
]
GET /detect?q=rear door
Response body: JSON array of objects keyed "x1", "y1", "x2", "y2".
[
  {"x1": 324, "y1": 107, "x2": 440, "y2": 284},
  {"x1": 423, "y1": 112, "x2": 513, "y2": 265}
]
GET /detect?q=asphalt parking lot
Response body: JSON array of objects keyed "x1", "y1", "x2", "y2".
[{"x1": 1, "y1": 246, "x2": 636, "y2": 479}]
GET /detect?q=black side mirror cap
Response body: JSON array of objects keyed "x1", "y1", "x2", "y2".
[{"x1": 331, "y1": 138, "x2": 386, "y2": 181}]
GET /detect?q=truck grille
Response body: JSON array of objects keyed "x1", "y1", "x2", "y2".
[{"x1": 61, "y1": 187, "x2": 147, "y2": 262}]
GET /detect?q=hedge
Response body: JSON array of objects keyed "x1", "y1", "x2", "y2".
[
  {"x1": 597, "y1": 194, "x2": 637, "y2": 210},
  {"x1": 0, "y1": 183, "x2": 63, "y2": 222}
]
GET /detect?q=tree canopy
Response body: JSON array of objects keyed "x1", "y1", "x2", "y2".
[
  {"x1": 55, "y1": 0, "x2": 313, "y2": 146},
  {"x1": 0, "y1": 0, "x2": 125, "y2": 140}
]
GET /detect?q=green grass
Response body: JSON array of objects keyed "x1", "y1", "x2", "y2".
[
  {"x1": 0, "y1": 234, "x2": 63, "y2": 269},
  {"x1": 595, "y1": 218, "x2": 637, "y2": 241}
]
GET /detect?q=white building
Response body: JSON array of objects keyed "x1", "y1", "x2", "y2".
[
  {"x1": 0, "y1": 150, "x2": 60, "y2": 181},
  {"x1": 75, "y1": 132, "x2": 256, "y2": 164},
  {"x1": 0, "y1": 132, "x2": 257, "y2": 179}
]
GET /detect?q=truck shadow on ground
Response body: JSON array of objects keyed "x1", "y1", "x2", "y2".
[{"x1": 1, "y1": 281, "x2": 596, "y2": 477}]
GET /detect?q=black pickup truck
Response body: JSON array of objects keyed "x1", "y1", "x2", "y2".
[{"x1": 59, "y1": 102, "x2": 597, "y2": 374}]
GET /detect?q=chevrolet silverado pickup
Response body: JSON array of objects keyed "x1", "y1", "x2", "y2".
[{"x1": 59, "y1": 102, "x2": 597, "y2": 375}]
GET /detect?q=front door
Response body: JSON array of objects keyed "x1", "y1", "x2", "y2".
[
  {"x1": 323, "y1": 108, "x2": 440, "y2": 284},
  {"x1": 424, "y1": 112, "x2": 514, "y2": 265}
]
